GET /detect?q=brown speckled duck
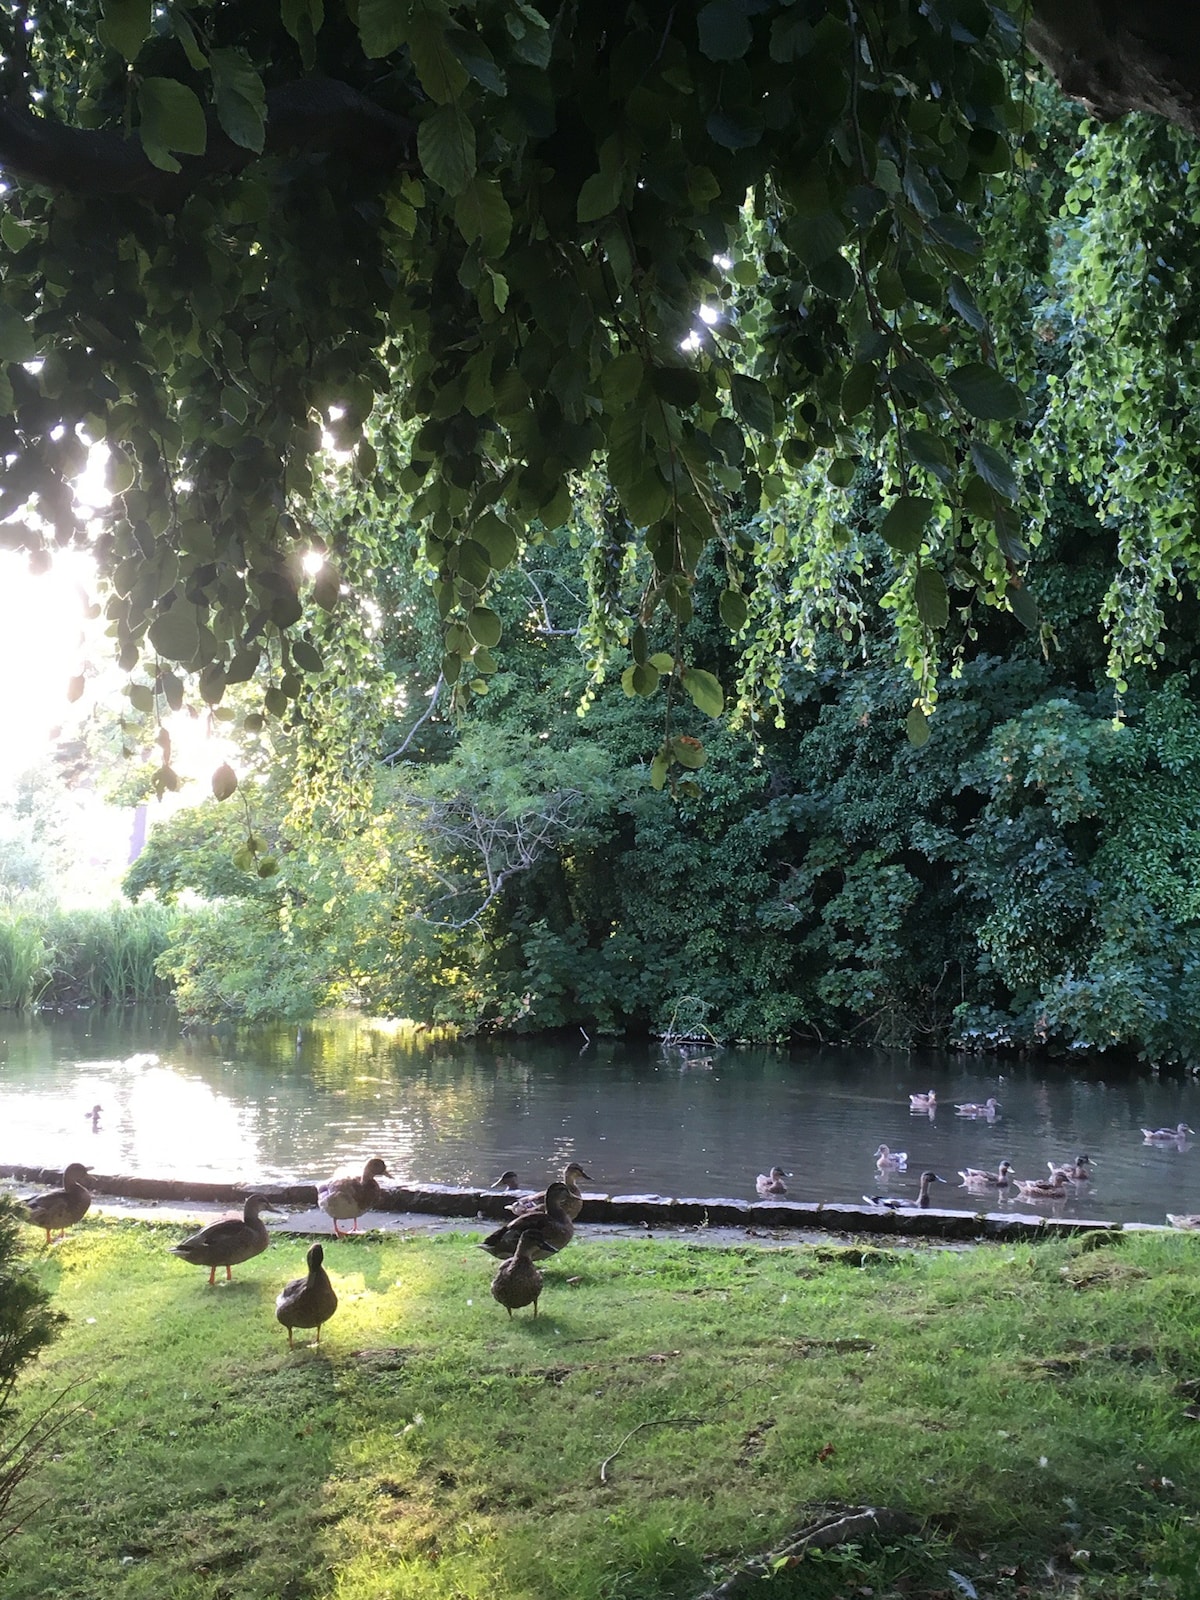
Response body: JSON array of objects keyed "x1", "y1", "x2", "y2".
[
  {"x1": 23, "y1": 1163, "x2": 92, "y2": 1244},
  {"x1": 275, "y1": 1243, "x2": 338, "y2": 1347},
  {"x1": 169, "y1": 1194, "x2": 277, "y2": 1284},
  {"x1": 490, "y1": 1231, "x2": 557, "y2": 1318},
  {"x1": 507, "y1": 1161, "x2": 592, "y2": 1221},
  {"x1": 481, "y1": 1181, "x2": 575, "y2": 1261},
  {"x1": 318, "y1": 1157, "x2": 391, "y2": 1237}
]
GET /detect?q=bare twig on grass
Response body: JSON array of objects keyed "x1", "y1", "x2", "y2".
[
  {"x1": 691, "y1": 1502, "x2": 922, "y2": 1599},
  {"x1": 599, "y1": 1416, "x2": 704, "y2": 1484}
]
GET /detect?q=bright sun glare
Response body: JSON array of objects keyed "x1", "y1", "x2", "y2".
[{"x1": 0, "y1": 548, "x2": 91, "y2": 787}]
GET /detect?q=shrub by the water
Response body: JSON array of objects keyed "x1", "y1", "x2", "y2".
[
  {"x1": 0, "y1": 903, "x2": 176, "y2": 1010},
  {"x1": 0, "y1": 1195, "x2": 63, "y2": 1546}
]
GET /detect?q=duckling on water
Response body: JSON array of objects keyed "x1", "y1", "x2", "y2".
[
  {"x1": 491, "y1": 1231, "x2": 557, "y2": 1318},
  {"x1": 23, "y1": 1163, "x2": 92, "y2": 1244},
  {"x1": 276, "y1": 1243, "x2": 338, "y2": 1347},
  {"x1": 169, "y1": 1194, "x2": 278, "y2": 1284}
]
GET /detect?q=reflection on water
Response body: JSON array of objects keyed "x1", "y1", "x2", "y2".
[{"x1": 1, "y1": 1010, "x2": 1199, "y2": 1226}]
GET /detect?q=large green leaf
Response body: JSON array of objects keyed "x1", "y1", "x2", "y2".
[
  {"x1": 418, "y1": 103, "x2": 476, "y2": 195},
  {"x1": 138, "y1": 78, "x2": 207, "y2": 173},
  {"x1": 947, "y1": 363, "x2": 1024, "y2": 421},
  {"x1": 409, "y1": 4, "x2": 470, "y2": 103},
  {"x1": 682, "y1": 667, "x2": 724, "y2": 717},
  {"x1": 0, "y1": 304, "x2": 36, "y2": 363},
  {"x1": 147, "y1": 604, "x2": 201, "y2": 664},
  {"x1": 99, "y1": 0, "x2": 150, "y2": 62},
  {"x1": 358, "y1": 0, "x2": 407, "y2": 56},
  {"x1": 969, "y1": 440, "x2": 1020, "y2": 502},
  {"x1": 210, "y1": 49, "x2": 266, "y2": 153},
  {"x1": 697, "y1": 0, "x2": 752, "y2": 61},
  {"x1": 914, "y1": 565, "x2": 949, "y2": 629},
  {"x1": 455, "y1": 177, "x2": 512, "y2": 256},
  {"x1": 880, "y1": 495, "x2": 934, "y2": 554},
  {"x1": 730, "y1": 373, "x2": 775, "y2": 434}
]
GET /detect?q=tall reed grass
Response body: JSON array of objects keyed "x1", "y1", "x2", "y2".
[{"x1": 0, "y1": 903, "x2": 177, "y2": 1008}]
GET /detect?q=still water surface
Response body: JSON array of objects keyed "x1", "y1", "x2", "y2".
[{"x1": 2, "y1": 1010, "x2": 1199, "y2": 1226}]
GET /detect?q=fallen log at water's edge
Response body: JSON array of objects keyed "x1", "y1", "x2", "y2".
[{"x1": 0, "y1": 1164, "x2": 1135, "y2": 1241}]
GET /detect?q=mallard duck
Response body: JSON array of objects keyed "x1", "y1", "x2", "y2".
[
  {"x1": 1013, "y1": 1171, "x2": 1071, "y2": 1200},
  {"x1": 85, "y1": 1104, "x2": 103, "y2": 1130},
  {"x1": 275, "y1": 1242, "x2": 338, "y2": 1347},
  {"x1": 1142, "y1": 1123, "x2": 1195, "y2": 1143},
  {"x1": 318, "y1": 1157, "x2": 391, "y2": 1237},
  {"x1": 954, "y1": 1097, "x2": 1001, "y2": 1117},
  {"x1": 1048, "y1": 1153, "x2": 1093, "y2": 1182},
  {"x1": 481, "y1": 1181, "x2": 575, "y2": 1260},
  {"x1": 490, "y1": 1170, "x2": 521, "y2": 1189},
  {"x1": 908, "y1": 1090, "x2": 937, "y2": 1111},
  {"x1": 874, "y1": 1145, "x2": 907, "y2": 1171},
  {"x1": 1167, "y1": 1213, "x2": 1200, "y2": 1230},
  {"x1": 169, "y1": 1194, "x2": 277, "y2": 1284},
  {"x1": 508, "y1": 1161, "x2": 593, "y2": 1221},
  {"x1": 490, "y1": 1231, "x2": 557, "y2": 1318},
  {"x1": 755, "y1": 1165, "x2": 791, "y2": 1196},
  {"x1": 23, "y1": 1163, "x2": 92, "y2": 1244},
  {"x1": 864, "y1": 1170, "x2": 947, "y2": 1209},
  {"x1": 958, "y1": 1160, "x2": 1015, "y2": 1188}
]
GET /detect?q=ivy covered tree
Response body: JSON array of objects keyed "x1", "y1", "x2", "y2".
[{"x1": 3, "y1": 0, "x2": 1189, "y2": 786}]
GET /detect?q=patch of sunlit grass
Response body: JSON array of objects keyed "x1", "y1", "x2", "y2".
[{"x1": 4, "y1": 1219, "x2": 1200, "y2": 1599}]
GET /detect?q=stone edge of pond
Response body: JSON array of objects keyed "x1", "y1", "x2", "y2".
[{"x1": 0, "y1": 1165, "x2": 1166, "y2": 1242}]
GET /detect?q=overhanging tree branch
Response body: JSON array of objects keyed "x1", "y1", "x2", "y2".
[{"x1": 0, "y1": 77, "x2": 415, "y2": 204}]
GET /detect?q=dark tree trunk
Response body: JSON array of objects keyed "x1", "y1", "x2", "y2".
[{"x1": 1029, "y1": 0, "x2": 1200, "y2": 136}]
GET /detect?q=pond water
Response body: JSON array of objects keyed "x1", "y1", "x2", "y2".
[{"x1": 2, "y1": 1010, "x2": 1199, "y2": 1227}]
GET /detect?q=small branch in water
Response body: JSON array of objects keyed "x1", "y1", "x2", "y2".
[{"x1": 599, "y1": 1416, "x2": 703, "y2": 1484}]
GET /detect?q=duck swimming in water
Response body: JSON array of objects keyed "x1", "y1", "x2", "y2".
[
  {"x1": 864, "y1": 1171, "x2": 946, "y2": 1209},
  {"x1": 954, "y1": 1097, "x2": 1001, "y2": 1118},
  {"x1": 1142, "y1": 1124, "x2": 1195, "y2": 1143},
  {"x1": 908, "y1": 1091, "x2": 937, "y2": 1111},
  {"x1": 1013, "y1": 1171, "x2": 1071, "y2": 1200},
  {"x1": 958, "y1": 1160, "x2": 1015, "y2": 1189},
  {"x1": 755, "y1": 1165, "x2": 791, "y2": 1196},
  {"x1": 1047, "y1": 1153, "x2": 1093, "y2": 1182}
]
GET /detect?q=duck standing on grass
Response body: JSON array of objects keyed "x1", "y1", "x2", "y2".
[
  {"x1": 864, "y1": 1171, "x2": 947, "y2": 1209},
  {"x1": 481, "y1": 1181, "x2": 575, "y2": 1260},
  {"x1": 755, "y1": 1165, "x2": 791, "y2": 1196},
  {"x1": 507, "y1": 1161, "x2": 592, "y2": 1221},
  {"x1": 169, "y1": 1194, "x2": 278, "y2": 1284},
  {"x1": 318, "y1": 1157, "x2": 391, "y2": 1237},
  {"x1": 491, "y1": 1232, "x2": 557, "y2": 1318},
  {"x1": 23, "y1": 1163, "x2": 92, "y2": 1244},
  {"x1": 276, "y1": 1243, "x2": 338, "y2": 1347}
]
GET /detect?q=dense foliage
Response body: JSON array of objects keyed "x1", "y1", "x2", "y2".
[{"x1": 0, "y1": 1195, "x2": 63, "y2": 1546}]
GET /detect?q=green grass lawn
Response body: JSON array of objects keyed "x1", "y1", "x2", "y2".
[{"x1": 3, "y1": 1218, "x2": 1200, "y2": 1600}]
